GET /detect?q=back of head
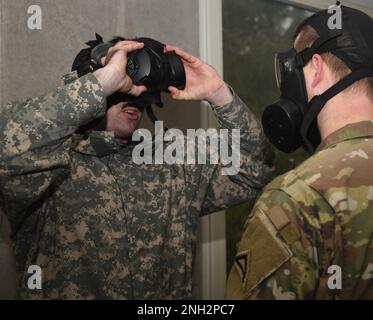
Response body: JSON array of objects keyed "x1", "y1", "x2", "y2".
[{"x1": 294, "y1": 6, "x2": 373, "y2": 101}]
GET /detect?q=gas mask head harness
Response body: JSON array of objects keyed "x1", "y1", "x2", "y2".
[
  {"x1": 262, "y1": 6, "x2": 373, "y2": 154},
  {"x1": 72, "y1": 33, "x2": 186, "y2": 123}
]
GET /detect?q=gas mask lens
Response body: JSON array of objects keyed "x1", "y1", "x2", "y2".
[
  {"x1": 274, "y1": 53, "x2": 282, "y2": 89},
  {"x1": 274, "y1": 50, "x2": 298, "y2": 90}
]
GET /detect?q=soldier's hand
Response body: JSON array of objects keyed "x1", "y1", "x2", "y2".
[
  {"x1": 165, "y1": 45, "x2": 232, "y2": 106},
  {"x1": 94, "y1": 41, "x2": 147, "y2": 97}
]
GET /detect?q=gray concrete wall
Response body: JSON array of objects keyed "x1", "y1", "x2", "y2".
[
  {"x1": 0, "y1": 0, "x2": 201, "y2": 299},
  {"x1": 123, "y1": 0, "x2": 201, "y2": 132}
]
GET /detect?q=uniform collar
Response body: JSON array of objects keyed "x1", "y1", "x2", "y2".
[
  {"x1": 316, "y1": 120, "x2": 373, "y2": 152},
  {"x1": 72, "y1": 130, "x2": 133, "y2": 157}
]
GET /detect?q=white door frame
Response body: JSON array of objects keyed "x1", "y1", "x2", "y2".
[{"x1": 196, "y1": 0, "x2": 226, "y2": 300}]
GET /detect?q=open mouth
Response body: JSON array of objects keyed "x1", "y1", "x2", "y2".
[{"x1": 121, "y1": 104, "x2": 141, "y2": 121}]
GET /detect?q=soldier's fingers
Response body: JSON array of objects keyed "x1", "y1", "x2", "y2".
[
  {"x1": 113, "y1": 41, "x2": 144, "y2": 53},
  {"x1": 104, "y1": 42, "x2": 144, "y2": 65},
  {"x1": 168, "y1": 86, "x2": 182, "y2": 99},
  {"x1": 165, "y1": 45, "x2": 198, "y2": 64},
  {"x1": 113, "y1": 40, "x2": 142, "y2": 48},
  {"x1": 127, "y1": 85, "x2": 147, "y2": 97},
  {"x1": 103, "y1": 46, "x2": 117, "y2": 65},
  {"x1": 165, "y1": 44, "x2": 177, "y2": 53}
]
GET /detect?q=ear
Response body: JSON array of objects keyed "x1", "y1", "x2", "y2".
[{"x1": 310, "y1": 54, "x2": 324, "y2": 88}]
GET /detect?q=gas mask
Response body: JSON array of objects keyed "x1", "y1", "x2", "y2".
[
  {"x1": 73, "y1": 33, "x2": 186, "y2": 123},
  {"x1": 262, "y1": 6, "x2": 373, "y2": 154},
  {"x1": 90, "y1": 36, "x2": 186, "y2": 93}
]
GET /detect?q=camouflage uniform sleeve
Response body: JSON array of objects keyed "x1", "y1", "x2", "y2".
[
  {"x1": 200, "y1": 89, "x2": 274, "y2": 214},
  {"x1": 0, "y1": 73, "x2": 106, "y2": 227},
  {"x1": 226, "y1": 188, "x2": 320, "y2": 300}
]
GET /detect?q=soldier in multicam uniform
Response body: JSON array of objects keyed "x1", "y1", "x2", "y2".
[
  {"x1": 0, "y1": 38, "x2": 274, "y2": 299},
  {"x1": 226, "y1": 6, "x2": 373, "y2": 299}
]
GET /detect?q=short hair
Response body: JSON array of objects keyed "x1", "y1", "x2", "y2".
[{"x1": 294, "y1": 24, "x2": 373, "y2": 102}]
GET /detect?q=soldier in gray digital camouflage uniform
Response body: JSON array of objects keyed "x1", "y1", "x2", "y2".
[{"x1": 0, "y1": 38, "x2": 274, "y2": 299}]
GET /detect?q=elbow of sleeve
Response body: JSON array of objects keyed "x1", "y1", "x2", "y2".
[{"x1": 241, "y1": 142, "x2": 276, "y2": 189}]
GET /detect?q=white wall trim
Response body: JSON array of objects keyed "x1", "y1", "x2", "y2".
[
  {"x1": 196, "y1": 0, "x2": 226, "y2": 300},
  {"x1": 199, "y1": 0, "x2": 223, "y2": 128}
]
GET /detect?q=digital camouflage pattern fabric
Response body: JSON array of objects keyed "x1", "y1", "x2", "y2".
[
  {"x1": 226, "y1": 121, "x2": 373, "y2": 299},
  {"x1": 0, "y1": 72, "x2": 274, "y2": 299}
]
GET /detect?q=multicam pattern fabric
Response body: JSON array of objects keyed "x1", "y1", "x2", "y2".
[
  {"x1": 226, "y1": 121, "x2": 373, "y2": 299},
  {"x1": 0, "y1": 72, "x2": 274, "y2": 299}
]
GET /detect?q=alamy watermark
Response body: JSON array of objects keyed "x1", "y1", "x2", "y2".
[
  {"x1": 131, "y1": 121, "x2": 241, "y2": 176},
  {"x1": 327, "y1": 265, "x2": 342, "y2": 290},
  {"x1": 27, "y1": 265, "x2": 42, "y2": 290},
  {"x1": 27, "y1": 5, "x2": 42, "y2": 30},
  {"x1": 328, "y1": 2, "x2": 342, "y2": 30}
]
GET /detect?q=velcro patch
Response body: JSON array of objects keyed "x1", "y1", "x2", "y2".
[{"x1": 226, "y1": 208, "x2": 293, "y2": 298}]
